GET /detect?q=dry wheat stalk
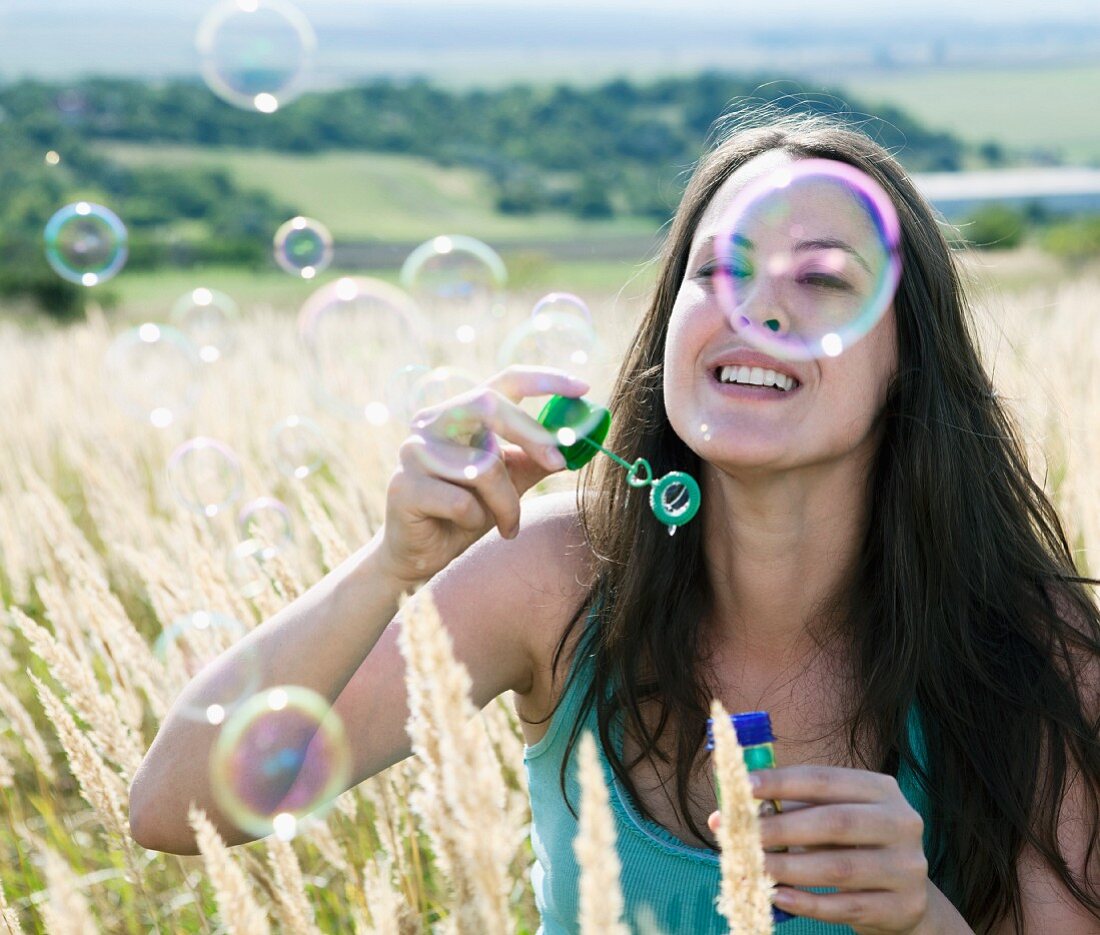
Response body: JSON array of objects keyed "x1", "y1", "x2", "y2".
[
  {"x1": 188, "y1": 806, "x2": 272, "y2": 935},
  {"x1": 265, "y1": 836, "x2": 319, "y2": 934},
  {"x1": 574, "y1": 731, "x2": 629, "y2": 935},
  {"x1": 39, "y1": 844, "x2": 93, "y2": 935},
  {"x1": 396, "y1": 591, "x2": 512, "y2": 934},
  {"x1": 0, "y1": 670, "x2": 57, "y2": 781},
  {"x1": 0, "y1": 744, "x2": 14, "y2": 787},
  {"x1": 296, "y1": 485, "x2": 351, "y2": 572},
  {"x1": 710, "y1": 699, "x2": 776, "y2": 935},
  {"x1": 0, "y1": 876, "x2": 23, "y2": 935},
  {"x1": 31, "y1": 675, "x2": 128, "y2": 840},
  {"x1": 360, "y1": 852, "x2": 411, "y2": 935},
  {"x1": 10, "y1": 607, "x2": 144, "y2": 778}
]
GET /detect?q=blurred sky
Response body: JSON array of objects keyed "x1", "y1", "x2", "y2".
[
  {"x1": 3, "y1": 0, "x2": 1097, "y2": 18},
  {"x1": 2, "y1": 0, "x2": 1097, "y2": 84}
]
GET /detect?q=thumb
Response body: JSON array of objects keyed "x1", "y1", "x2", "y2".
[{"x1": 501, "y1": 443, "x2": 565, "y2": 496}]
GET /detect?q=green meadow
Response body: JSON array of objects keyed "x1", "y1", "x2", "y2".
[
  {"x1": 100, "y1": 143, "x2": 661, "y2": 244},
  {"x1": 836, "y1": 62, "x2": 1100, "y2": 165}
]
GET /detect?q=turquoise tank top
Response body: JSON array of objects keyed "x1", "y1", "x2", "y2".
[{"x1": 524, "y1": 619, "x2": 937, "y2": 935}]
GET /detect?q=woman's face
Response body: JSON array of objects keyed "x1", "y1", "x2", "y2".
[{"x1": 663, "y1": 149, "x2": 899, "y2": 476}]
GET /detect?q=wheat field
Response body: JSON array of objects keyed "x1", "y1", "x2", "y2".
[{"x1": 0, "y1": 257, "x2": 1096, "y2": 933}]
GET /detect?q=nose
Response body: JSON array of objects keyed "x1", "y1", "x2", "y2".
[{"x1": 729, "y1": 280, "x2": 790, "y2": 337}]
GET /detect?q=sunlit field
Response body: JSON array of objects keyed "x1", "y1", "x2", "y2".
[{"x1": 0, "y1": 252, "x2": 1097, "y2": 932}]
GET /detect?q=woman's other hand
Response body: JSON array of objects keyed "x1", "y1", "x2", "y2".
[{"x1": 708, "y1": 765, "x2": 934, "y2": 935}]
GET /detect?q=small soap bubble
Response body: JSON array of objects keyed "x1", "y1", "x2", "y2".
[
  {"x1": 400, "y1": 235, "x2": 507, "y2": 344},
  {"x1": 269, "y1": 415, "x2": 328, "y2": 480},
  {"x1": 171, "y1": 288, "x2": 239, "y2": 364},
  {"x1": 531, "y1": 292, "x2": 592, "y2": 328},
  {"x1": 298, "y1": 277, "x2": 428, "y2": 423},
  {"x1": 498, "y1": 309, "x2": 602, "y2": 385},
  {"x1": 385, "y1": 364, "x2": 432, "y2": 426},
  {"x1": 227, "y1": 538, "x2": 270, "y2": 600},
  {"x1": 210, "y1": 685, "x2": 352, "y2": 838},
  {"x1": 167, "y1": 437, "x2": 244, "y2": 518},
  {"x1": 197, "y1": 0, "x2": 316, "y2": 113},
  {"x1": 407, "y1": 367, "x2": 479, "y2": 419},
  {"x1": 408, "y1": 368, "x2": 498, "y2": 482},
  {"x1": 103, "y1": 324, "x2": 202, "y2": 428},
  {"x1": 154, "y1": 611, "x2": 260, "y2": 724},
  {"x1": 44, "y1": 202, "x2": 128, "y2": 286},
  {"x1": 712, "y1": 159, "x2": 902, "y2": 361},
  {"x1": 237, "y1": 497, "x2": 294, "y2": 560},
  {"x1": 274, "y1": 216, "x2": 333, "y2": 279}
]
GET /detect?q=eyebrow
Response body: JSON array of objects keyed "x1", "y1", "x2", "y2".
[{"x1": 698, "y1": 232, "x2": 873, "y2": 275}]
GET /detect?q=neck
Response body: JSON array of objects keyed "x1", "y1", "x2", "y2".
[{"x1": 701, "y1": 454, "x2": 872, "y2": 676}]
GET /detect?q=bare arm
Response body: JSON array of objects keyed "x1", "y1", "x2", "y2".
[{"x1": 129, "y1": 367, "x2": 590, "y2": 855}]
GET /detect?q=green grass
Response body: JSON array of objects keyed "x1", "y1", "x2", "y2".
[
  {"x1": 99, "y1": 256, "x2": 661, "y2": 326},
  {"x1": 835, "y1": 63, "x2": 1100, "y2": 165},
  {"x1": 99, "y1": 143, "x2": 661, "y2": 244}
]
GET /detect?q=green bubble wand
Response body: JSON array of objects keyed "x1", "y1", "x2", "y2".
[{"x1": 537, "y1": 395, "x2": 701, "y2": 533}]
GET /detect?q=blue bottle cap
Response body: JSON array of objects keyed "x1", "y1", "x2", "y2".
[{"x1": 705, "y1": 711, "x2": 775, "y2": 750}]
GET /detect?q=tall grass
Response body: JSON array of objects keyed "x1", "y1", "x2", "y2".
[{"x1": 0, "y1": 266, "x2": 1096, "y2": 931}]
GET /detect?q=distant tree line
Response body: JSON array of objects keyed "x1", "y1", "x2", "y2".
[{"x1": 0, "y1": 73, "x2": 1031, "y2": 318}]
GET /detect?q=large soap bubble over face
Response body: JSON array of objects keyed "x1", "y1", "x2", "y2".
[
  {"x1": 196, "y1": 0, "x2": 316, "y2": 114},
  {"x1": 210, "y1": 685, "x2": 352, "y2": 840},
  {"x1": 298, "y1": 277, "x2": 429, "y2": 424},
  {"x1": 400, "y1": 235, "x2": 508, "y2": 346},
  {"x1": 711, "y1": 159, "x2": 902, "y2": 362},
  {"x1": 44, "y1": 202, "x2": 128, "y2": 286}
]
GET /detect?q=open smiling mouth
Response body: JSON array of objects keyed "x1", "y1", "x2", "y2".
[{"x1": 711, "y1": 365, "x2": 802, "y2": 397}]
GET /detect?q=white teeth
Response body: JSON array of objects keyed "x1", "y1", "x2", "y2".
[{"x1": 717, "y1": 365, "x2": 797, "y2": 391}]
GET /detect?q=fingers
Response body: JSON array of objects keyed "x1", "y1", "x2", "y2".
[
  {"x1": 486, "y1": 365, "x2": 589, "y2": 404},
  {"x1": 394, "y1": 467, "x2": 490, "y2": 533},
  {"x1": 411, "y1": 384, "x2": 571, "y2": 482},
  {"x1": 400, "y1": 437, "x2": 520, "y2": 538}
]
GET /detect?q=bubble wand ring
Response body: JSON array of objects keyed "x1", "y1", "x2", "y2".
[{"x1": 537, "y1": 395, "x2": 701, "y2": 529}]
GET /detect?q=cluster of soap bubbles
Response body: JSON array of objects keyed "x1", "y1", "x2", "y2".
[{"x1": 71, "y1": 0, "x2": 906, "y2": 845}]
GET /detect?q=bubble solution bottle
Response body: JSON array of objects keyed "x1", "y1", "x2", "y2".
[{"x1": 705, "y1": 710, "x2": 796, "y2": 925}]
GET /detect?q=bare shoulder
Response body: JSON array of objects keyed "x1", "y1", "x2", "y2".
[{"x1": 428, "y1": 487, "x2": 595, "y2": 696}]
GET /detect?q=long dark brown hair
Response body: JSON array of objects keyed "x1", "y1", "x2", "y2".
[{"x1": 522, "y1": 106, "x2": 1100, "y2": 931}]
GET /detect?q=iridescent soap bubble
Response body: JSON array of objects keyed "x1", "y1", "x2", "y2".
[
  {"x1": 197, "y1": 0, "x2": 316, "y2": 113},
  {"x1": 44, "y1": 202, "x2": 128, "y2": 286},
  {"x1": 227, "y1": 538, "x2": 270, "y2": 600},
  {"x1": 531, "y1": 292, "x2": 592, "y2": 328},
  {"x1": 171, "y1": 288, "x2": 240, "y2": 364},
  {"x1": 400, "y1": 235, "x2": 507, "y2": 344},
  {"x1": 298, "y1": 277, "x2": 428, "y2": 423},
  {"x1": 408, "y1": 367, "x2": 479, "y2": 419},
  {"x1": 385, "y1": 364, "x2": 432, "y2": 426},
  {"x1": 210, "y1": 685, "x2": 352, "y2": 839},
  {"x1": 274, "y1": 216, "x2": 333, "y2": 279},
  {"x1": 408, "y1": 369, "x2": 499, "y2": 482},
  {"x1": 167, "y1": 437, "x2": 244, "y2": 518},
  {"x1": 498, "y1": 308, "x2": 602, "y2": 383},
  {"x1": 103, "y1": 324, "x2": 202, "y2": 428},
  {"x1": 269, "y1": 415, "x2": 328, "y2": 480},
  {"x1": 711, "y1": 158, "x2": 902, "y2": 361},
  {"x1": 154, "y1": 611, "x2": 260, "y2": 725},
  {"x1": 237, "y1": 497, "x2": 294, "y2": 560}
]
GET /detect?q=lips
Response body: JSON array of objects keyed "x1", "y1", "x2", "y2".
[{"x1": 703, "y1": 349, "x2": 804, "y2": 388}]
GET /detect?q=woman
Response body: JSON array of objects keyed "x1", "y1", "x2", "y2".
[{"x1": 129, "y1": 110, "x2": 1100, "y2": 934}]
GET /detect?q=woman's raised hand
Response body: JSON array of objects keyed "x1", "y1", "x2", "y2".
[{"x1": 377, "y1": 366, "x2": 589, "y2": 589}]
